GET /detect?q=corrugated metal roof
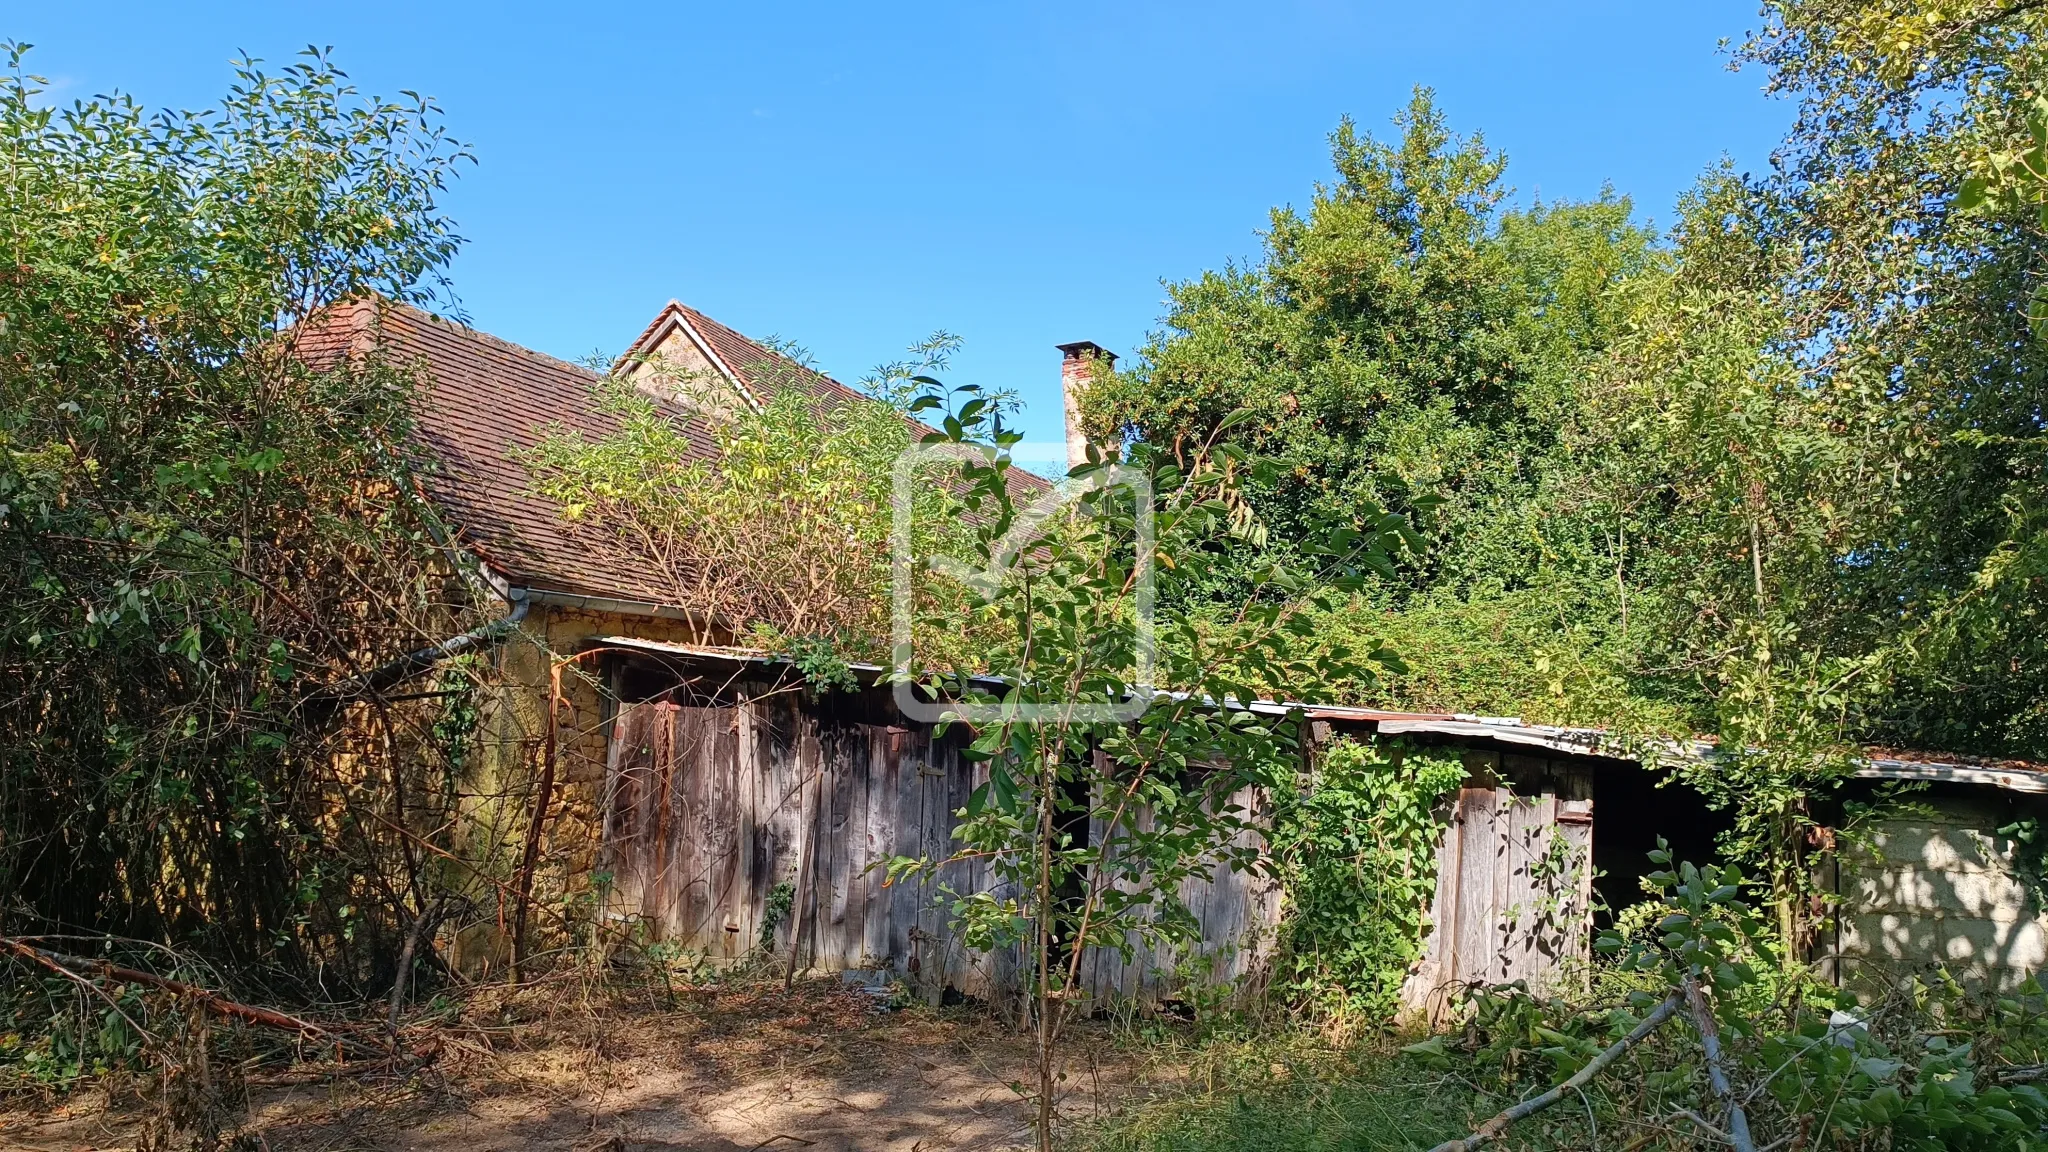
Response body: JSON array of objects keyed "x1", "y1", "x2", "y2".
[{"x1": 590, "y1": 639, "x2": 2048, "y2": 794}]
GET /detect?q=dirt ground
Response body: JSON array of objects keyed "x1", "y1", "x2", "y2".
[{"x1": 0, "y1": 977, "x2": 1154, "y2": 1152}]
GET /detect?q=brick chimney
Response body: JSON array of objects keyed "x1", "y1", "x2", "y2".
[{"x1": 1057, "y1": 340, "x2": 1117, "y2": 472}]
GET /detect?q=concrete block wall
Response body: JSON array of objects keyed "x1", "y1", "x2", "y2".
[{"x1": 1836, "y1": 794, "x2": 2048, "y2": 990}]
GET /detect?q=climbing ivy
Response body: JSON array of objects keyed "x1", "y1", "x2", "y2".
[
  {"x1": 1999, "y1": 817, "x2": 2048, "y2": 915},
  {"x1": 758, "y1": 880, "x2": 796, "y2": 951},
  {"x1": 1269, "y1": 737, "x2": 1466, "y2": 1025},
  {"x1": 430, "y1": 655, "x2": 482, "y2": 777},
  {"x1": 776, "y1": 632, "x2": 861, "y2": 695}
]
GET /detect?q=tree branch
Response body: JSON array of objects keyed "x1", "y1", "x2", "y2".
[
  {"x1": 0, "y1": 936, "x2": 379, "y2": 1054},
  {"x1": 1685, "y1": 976, "x2": 1758, "y2": 1152},
  {"x1": 1426, "y1": 989, "x2": 1683, "y2": 1152}
]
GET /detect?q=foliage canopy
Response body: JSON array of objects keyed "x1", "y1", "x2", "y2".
[{"x1": 0, "y1": 43, "x2": 478, "y2": 984}]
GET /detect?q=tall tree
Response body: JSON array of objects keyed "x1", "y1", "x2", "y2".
[
  {"x1": 1617, "y1": 0, "x2": 2048, "y2": 759},
  {"x1": 1081, "y1": 90, "x2": 1671, "y2": 725}
]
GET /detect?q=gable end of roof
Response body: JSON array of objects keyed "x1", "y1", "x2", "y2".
[{"x1": 612, "y1": 301, "x2": 762, "y2": 411}]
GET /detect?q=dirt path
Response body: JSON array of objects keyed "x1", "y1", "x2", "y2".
[{"x1": 1, "y1": 979, "x2": 1144, "y2": 1152}]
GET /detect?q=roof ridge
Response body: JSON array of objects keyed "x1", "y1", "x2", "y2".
[
  {"x1": 671, "y1": 303, "x2": 863, "y2": 395},
  {"x1": 665, "y1": 302, "x2": 969, "y2": 442},
  {"x1": 377, "y1": 298, "x2": 609, "y2": 384},
  {"x1": 617, "y1": 299, "x2": 686, "y2": 371}
]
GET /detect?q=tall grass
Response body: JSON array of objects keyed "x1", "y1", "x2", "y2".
[{"x1": 1068, "y1": 1029, "x2": 1590, "y2": 1152}]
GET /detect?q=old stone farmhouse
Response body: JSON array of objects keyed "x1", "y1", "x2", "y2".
[{"x1": 294, "y1": 298, "x2": 2048, "y2": 1012}]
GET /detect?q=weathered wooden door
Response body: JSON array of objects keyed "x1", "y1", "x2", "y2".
[
  {"x1": 1405, "y1": 757, "x2": 1595, "y2": 1021},
  {"x1": 600, "y1": 686, "x2": 1297, "y2": 1005},
  {"x1": 599, "y1": 691, "x2": 999, "y2": 995},
  {"x1": 604, "y1": 699, "x2": 763, "y2": 958}
]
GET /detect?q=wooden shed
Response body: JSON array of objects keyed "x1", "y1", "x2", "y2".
[
  {"x1": 1377, "y1": 718, "x2": 2048, "y2": 998},
  {"x1": 590, "y1": 639, "x2": 1617, "y2": 1009},
  {"x1": 590, "y1": 637, "x2": 2048, "y2": 1012},
  {"x1": 1395, "y1": 748, "x2": 1599, "y2": 1021},
  {"x1": 595, "y1": 639, "x2": 1285, "y2": 1007}
]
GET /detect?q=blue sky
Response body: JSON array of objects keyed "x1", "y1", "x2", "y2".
[{"x1": 13, "y1": 2, "x2": 1791, "y2": 446}]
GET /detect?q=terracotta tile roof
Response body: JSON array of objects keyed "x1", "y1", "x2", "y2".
[
  {"x1": 291, "y1": 298, "x2": 1048, "y2": 607},
  {"x1": 292, "y1": 299, "x2": 711, "y2": 602}
]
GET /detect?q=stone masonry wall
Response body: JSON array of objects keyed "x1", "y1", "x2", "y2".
[{"x1": 448, "y1": 602, "x2": 709, "y2": 972}]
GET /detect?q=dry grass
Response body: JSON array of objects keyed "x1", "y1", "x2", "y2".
[{"x1": 0, "y1": 969, "x2": 1166, "y2": 1152}]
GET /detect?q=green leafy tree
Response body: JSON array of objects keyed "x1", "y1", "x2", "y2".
[
  {"x1": 886, "y1": 391, "x2": 1404, "y2": 1151},
  {"x1": 1710, "y1": 0, "x2": 2048, "y2": 759},
  {"x1": 522, "y1": 345, "x2": 1003, "y2": 671},
  {"x1": 1540, "y1": 0, "x2": 2048, "y2": 944},
  {"x1": 1083, "y1": 90, "x2": 1655, "y2": 593},
  {"x1": 1079, "y1": 90, "x2": 1671, "y2": 728},
  {"x1": 0, "y1": 43, "x2": 476, "y2": 979}
]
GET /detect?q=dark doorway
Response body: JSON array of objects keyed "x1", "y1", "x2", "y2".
[{"x1": 1591, "y1": 763, "x2": 1734, "y2": 929}]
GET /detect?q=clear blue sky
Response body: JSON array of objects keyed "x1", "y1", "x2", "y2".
[{"x1": 13, "y1": 2, "x2": 1790, "y2": 447}]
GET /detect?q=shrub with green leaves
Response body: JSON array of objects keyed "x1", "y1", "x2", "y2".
[
  {"x1": 522, "y1": 371, "x2": 996, "y2": 668},
  {"x1": 1269, "y1": 738, "x2": 1465, "y2": 1025},
  {"x1": 0, "y1": 43, "x2": 477, "y2": 989},
  {"x1": 882, "y1": 383, "x2": 1408, "y2": 1152},
  {"x1": 1405, "y1": 845, "x2": 2048, "y2": 1149}
]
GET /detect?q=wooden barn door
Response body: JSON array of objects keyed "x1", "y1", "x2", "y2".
[
  {"x1": 603, "y1": 698, "x2": 755, "y2": 958},
  {"x1": 1408, "y1": 758, "x2": 1595, "y2": 1021},
  {"x1": 599, "y1": 690, "x2": 996, "y2": 993}
]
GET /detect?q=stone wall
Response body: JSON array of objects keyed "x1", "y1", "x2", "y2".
[
  {"x1": 447, "y1": 601, "x2": 709, "y2": 972},
  {"x1": 1836, "y1": 791, "x2": 2048, "y2": 990}
]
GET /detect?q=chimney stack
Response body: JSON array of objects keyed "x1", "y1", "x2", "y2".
[{"x1": 1057, "y1": 340, "x2": 1117, "y2": 472}]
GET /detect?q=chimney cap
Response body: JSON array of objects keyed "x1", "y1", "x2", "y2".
[{"x1": 1056, "y1": 340, "x2": 1117, "y2": 364}]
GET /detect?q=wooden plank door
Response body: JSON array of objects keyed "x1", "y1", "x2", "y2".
[
  {"x1": 601, "y1": 699, "x2": 749, "y2": 955},
  {"x1": 1409, "y1": 777, "x2": 1595, "y2": 1021}
]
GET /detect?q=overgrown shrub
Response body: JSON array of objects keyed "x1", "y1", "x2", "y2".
[
  {"x1": 1269, "y1": 738, "x2": 1464, "y2": 1025},
  {"x1": 1405, "y1": 847, "x2": 2048, "y2": 1148},
  {"x1": 0, "y1": 42, "x2": 491, "y2": 999},
  {"x1": 520, "y1": 360, "x2": 997, "y2": 670}
]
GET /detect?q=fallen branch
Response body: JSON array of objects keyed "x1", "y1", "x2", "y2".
[
  {"x1": 1684, "y1": 976, "x2": 1757, "y2": 1152},
  {"x1": 1426, "y1": 989, "x2": 1684, "y2": 1152},
  {"x1": 6, "y1": 937, "x2": 157, "y2": 1043},
  {"x1": 387, "y1": 895, "x2": 451, "y2": 1032},
  {"x1": 1670, "y1": 1108, "x2": 1734, "y2": 1143},
  {"x1": 0, "y1": 936, "x2": 380, "y2": 1054}
]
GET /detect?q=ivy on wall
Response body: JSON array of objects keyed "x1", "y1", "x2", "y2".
[{"x1": 1269, "y1": 737, "x2": 1466, "y2": 1024}]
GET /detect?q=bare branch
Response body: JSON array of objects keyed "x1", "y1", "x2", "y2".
[{"x1": 1426, "y1": 990, "x2": 1683, "y2": 1152}]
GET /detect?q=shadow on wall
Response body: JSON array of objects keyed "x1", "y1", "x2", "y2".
[{"x1": 1837, "y1": 788, "x2": 2048, "y2": 991}]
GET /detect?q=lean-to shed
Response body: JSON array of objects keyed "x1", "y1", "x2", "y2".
[{"x1": 591, "y1": 637, "x2": 2048, "y2": 1010}]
